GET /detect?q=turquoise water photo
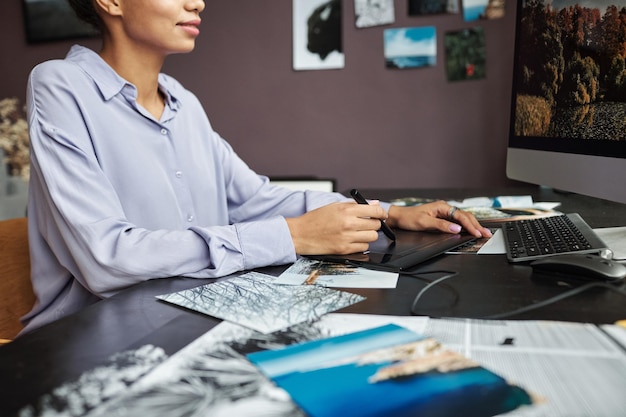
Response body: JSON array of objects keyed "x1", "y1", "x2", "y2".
[
  {"x1": 248, "y1": 324, "x2": 533, "y2": 417},
  {"x1": 383, "y1": 26, "x2": 436, "y2": 69}
]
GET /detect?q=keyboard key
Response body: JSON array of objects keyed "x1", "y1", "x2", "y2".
[{"x1": 502, "y1": 213, "x2": 608, "y2": 263}]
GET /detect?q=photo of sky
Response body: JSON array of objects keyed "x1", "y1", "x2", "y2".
[
  {"x1": 383, "y1": 26, "x2": 436, "y2": 69},
  {"x1": 247, "y1": 323, "x2": 534, "y2": 417}
]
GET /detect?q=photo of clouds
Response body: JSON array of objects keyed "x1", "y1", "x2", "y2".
[{"x1": 383, "y1": 26, "x2": 437, "y2": 69}]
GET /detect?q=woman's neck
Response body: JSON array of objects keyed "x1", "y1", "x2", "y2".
[{"x1": 99, "y1": 42, "x2": 166, "y2": 119}]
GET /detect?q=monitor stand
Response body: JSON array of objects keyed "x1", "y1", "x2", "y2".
[{"x1": 595, "y1": 227, "x2": 626, "y2": 261}]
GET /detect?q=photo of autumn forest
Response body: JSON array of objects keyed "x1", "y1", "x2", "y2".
[{"x1": 514, "y1": 0, "x2": 626, "y2": 141}]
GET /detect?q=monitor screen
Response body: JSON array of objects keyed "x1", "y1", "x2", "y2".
[{"x1": 506, "y1": 0, "x2": 626, "y2": 204}]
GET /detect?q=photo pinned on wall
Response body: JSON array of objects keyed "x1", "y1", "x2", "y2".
[
  {"x1": 383, "y1": 26, "x2": 437, "y2": 69},
  {"x1": 408, "y1": 0, "x2": 459, "y2": 16},
  {"x1": 462, "y1": 0, "x2": 505, "y2": 21},
  {"x1": 22, "y1": 0, "x2": 98, "y2": 43},
  {"x1": 293, "y1": 0, "x2": 345, "y2": 71},
  {"x1": 444, "y1": 27, "x2": 486, "y2": 82},
  {"x1": 354, "y1": 0, "x2": 395, "y2": 28}
]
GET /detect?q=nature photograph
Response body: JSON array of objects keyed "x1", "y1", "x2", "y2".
[{"x1": 514, "y1": 0, "x2": 626, "y2": 141}]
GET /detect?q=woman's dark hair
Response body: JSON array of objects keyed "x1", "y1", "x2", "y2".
[{"x1": 67, "y1": 0, "x2": 103, "y2": 32}]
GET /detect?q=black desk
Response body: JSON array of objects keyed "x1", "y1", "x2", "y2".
[{"x1": 2, "y1": 186, "x2": 626, "y2": 416}]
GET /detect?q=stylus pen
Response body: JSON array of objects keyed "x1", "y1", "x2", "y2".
[{"x1": 350, "y1": 189, "x2": 397, "y2": 241}]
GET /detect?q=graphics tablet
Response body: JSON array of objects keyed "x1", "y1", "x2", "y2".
[{"x1": 307, "y1": 229, "x2": 476, "y2": 272}]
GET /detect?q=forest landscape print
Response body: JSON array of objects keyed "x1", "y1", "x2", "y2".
[
  {"x1": 444, "y1": 27, "x2": 487, "y2": 81},
  {"x1": 514, "y1": 0, "x2": 626, "y2": 141}
]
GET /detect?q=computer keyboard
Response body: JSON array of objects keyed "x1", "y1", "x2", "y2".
[{"x1": 503, "y1": 213, "x2": 609, "y2": 262}]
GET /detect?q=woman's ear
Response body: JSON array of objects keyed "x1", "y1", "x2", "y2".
[{"x1": 94, "y1": 0, "x2": 123, "y2": 17}]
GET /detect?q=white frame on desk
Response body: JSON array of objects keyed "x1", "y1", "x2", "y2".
[{"x1": 269, "y1": 177, "x2": 336, "y2": 192}]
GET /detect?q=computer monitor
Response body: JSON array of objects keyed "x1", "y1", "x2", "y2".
[{"x1": 506, "y1": 0, "x2": 626, "y2": 205}]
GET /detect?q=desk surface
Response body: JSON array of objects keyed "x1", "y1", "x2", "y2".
[{"x1": 2, "y1": 186, "x2": 626, "y2": 415}]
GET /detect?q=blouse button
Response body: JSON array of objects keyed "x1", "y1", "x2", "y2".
[
  {"x1": 160, "y1": 128, "x2": 168, "y2": 135},
  {"x1": 187, "y1": 215, "x2": 195, "y2": 222},
  {"x1": 175, "y1": 171, "x2": 183, "y2": 178}
]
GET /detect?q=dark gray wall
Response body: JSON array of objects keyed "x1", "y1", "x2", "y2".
[{"x1": 1, "y1": 0, "x2": 518, "y2": 193}]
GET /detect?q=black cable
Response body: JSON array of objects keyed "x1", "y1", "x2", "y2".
[
  {"x1": 402, "y1": 269, "x2": 459, "y2": 278},
  {"x1": 405, "y1": 271, "x2": 460, "y2": 315},
  {"x1": 408, "y1": 271, "x2": 626, "y2": 319},
  {"x1": 484, "y1": 281, "x2": 626, "y2": 319}
]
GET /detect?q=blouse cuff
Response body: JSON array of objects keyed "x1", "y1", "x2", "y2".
[{"x1": 236, "y1": 216, "x2": 297, "y2": 270}]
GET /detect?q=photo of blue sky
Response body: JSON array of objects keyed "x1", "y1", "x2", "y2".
[
  {"x1": 463, "y1": 0, "x2": 489, "y2": 21},
  {"x1": 383, "y1": 26, "x2": 436, "y2": 69},
  {"x1": 247, "y1": 323, "x2": 534, "y2": 417},
  {"x1": 463, "y1": 0, "x2": 506, "y2": 21}
]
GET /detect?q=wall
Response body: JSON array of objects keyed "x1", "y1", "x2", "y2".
[{"x1": 1, "y1": 0, "x2": 518, "y2": 193}]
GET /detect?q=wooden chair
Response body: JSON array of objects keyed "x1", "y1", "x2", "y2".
[{"x1": 0, "y1": 217, "x2": 34, "y2": 344}]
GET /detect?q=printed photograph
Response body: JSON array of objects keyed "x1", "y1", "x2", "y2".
[
  {"x1": 77, "y1": 321, "x2": 328, "y2": 417},
  {"x1": 408, "y1": 0, "x2": 459, "y2": 16},
  {"x1": 22, "y1": 0, "x2": 98, "y2": 43},
  {"x1": 156, "y1": 272, "x2": 365, "y2": 334},
  {"x1": 354, "y1": 0, "x2": 395, "y2": 28},
  {"x1": 383, "y1": 26, "x2": 437, "y2": 69},
  {"x1": 247, "y1": 323, "x2": 534, "y2": 417},
  {"x1": 275, "y1": 258, "x2": 398, "y2": 288},
  {"x1": 293, "y1": 0, "x2": 345, "y2": 70},
  {"x1": 23, "y1": 314, "x2": 626, "y2": 417},
  {"x1": 19, "y1": 345, "x2": 169, "y2": 416},
  {"x1": 462, "y1": 0, "x2": 505, "y2": 21},
  {"x1": 444, "y1": 27, "x2": 486, "y2": 82}
]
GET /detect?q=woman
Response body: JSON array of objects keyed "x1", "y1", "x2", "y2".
[{"x1": 22, "y1": 0, "x2": 491, "y2": 334}]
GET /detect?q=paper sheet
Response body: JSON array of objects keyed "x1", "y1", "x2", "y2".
[
  {"x1": 81, "y1": 314, "x2": 626, "y2": 417},
  {"x1": 156, "y1": 272, "x2": 365, "y2": 334},
  {"x1": 275, "y1": 258, "x2": 399, "y2": 288},
  {"x1": 594, "y1": 226, "x2": 626, "y2": 260}
]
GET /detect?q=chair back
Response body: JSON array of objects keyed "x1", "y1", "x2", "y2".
[{"x1": 0, "y1": 217, "x2": 34, "y2": 342}]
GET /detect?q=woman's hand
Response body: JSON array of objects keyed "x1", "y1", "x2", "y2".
[
  {"x1": 387, "y1": 200, "x2": 492, "y2": 238},
  {"x1": 286, "y1": 200, "x2": 491, "y2": 256},
  {"x1": 286, "y1": 202, "x2": 387, "y2": 255}
]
